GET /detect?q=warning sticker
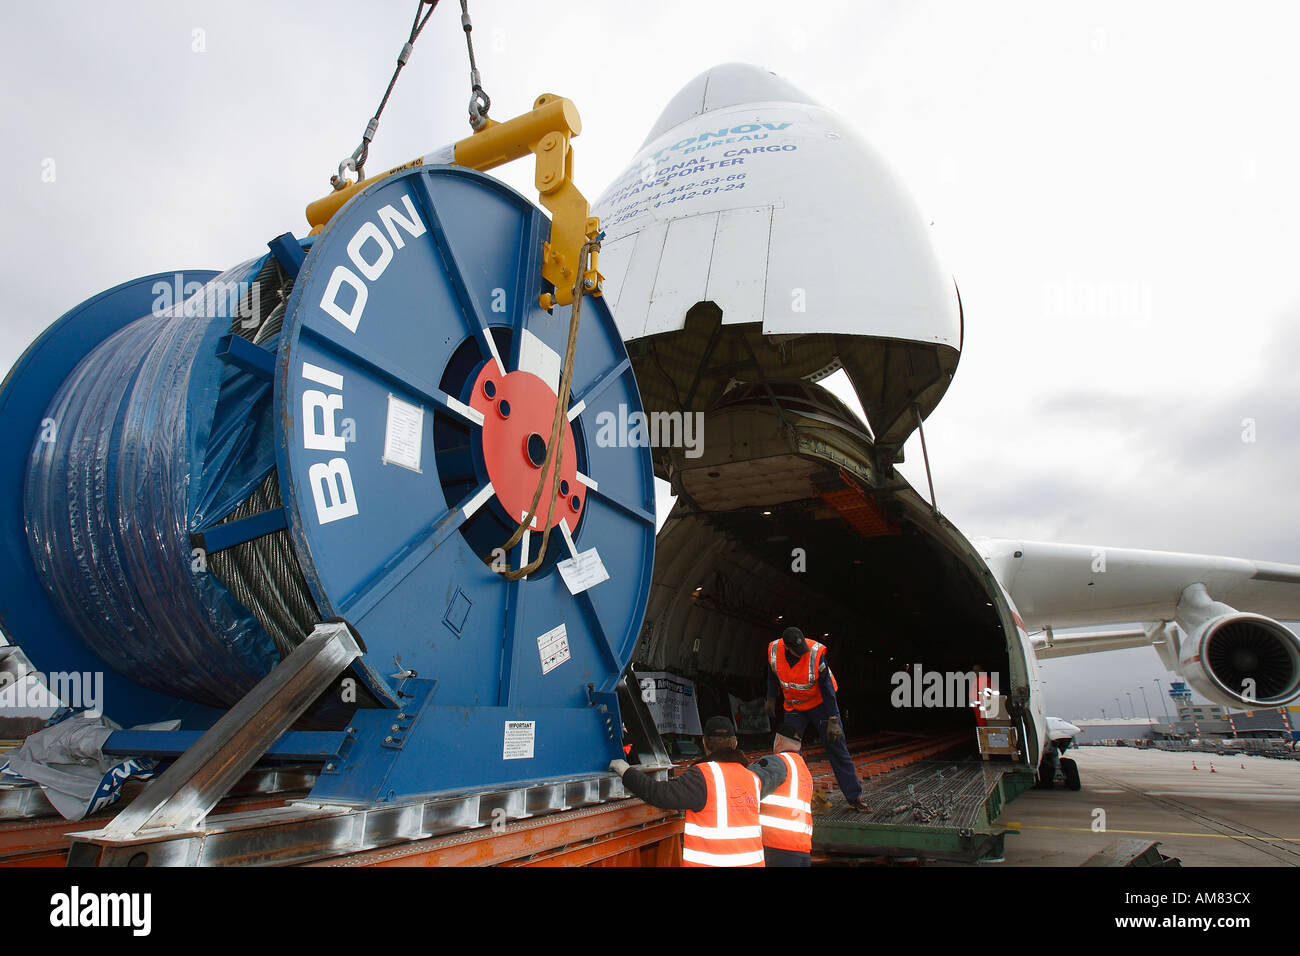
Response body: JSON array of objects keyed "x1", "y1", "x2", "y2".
[
  {"x1": 383, "y1": 393, "x2": 424, "y2": 472},
  {"x1": 503, "y1": 720, "x2": 535, "y2": 760},
  {"x1": 537, "y1": 624, "x2": 570, "y2": 675}
]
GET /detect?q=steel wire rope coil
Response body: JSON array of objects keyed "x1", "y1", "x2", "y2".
[{"x1": 24, "y1": 260, "x2": 295, "y2": 707}]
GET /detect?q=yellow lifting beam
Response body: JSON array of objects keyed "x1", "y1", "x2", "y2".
[{"x1": 305, "y1": 94, "x2": 602, "y2": 309}]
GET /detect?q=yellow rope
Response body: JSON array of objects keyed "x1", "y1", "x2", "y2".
[{"x1": 491, "y1": 238, "x2": 598, "y2": 580}]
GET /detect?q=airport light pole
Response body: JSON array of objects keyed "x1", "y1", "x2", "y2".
[
  {"x1": 1115, "y1": 697, "x2": 1124, "y2": 719},
  {"x1": 1152, "y1": 678, "x2": 1172, "y2": 720},
  {"x1": 1138, "y1": 685, "x2": 1153, "y2": 721},
  {"x1": 1126, "y1": 691, "x2": 1135, "y2": 720}
]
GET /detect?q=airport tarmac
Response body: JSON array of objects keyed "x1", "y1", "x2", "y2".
[{"x1": 995, "y1": 747, "x2": 1300, "y2": 866}]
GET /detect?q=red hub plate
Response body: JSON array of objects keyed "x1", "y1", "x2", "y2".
[{"x1": 469, "y1": 363, "x2": 585, "y2": 533}]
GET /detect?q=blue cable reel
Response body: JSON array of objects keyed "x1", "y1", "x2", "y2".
[
  {"x1": 0, "y1": 165, "x2": 656, "y2": 803},
  {"x1": 278, "y1": 166, "x2": 656, "y2": 801}
]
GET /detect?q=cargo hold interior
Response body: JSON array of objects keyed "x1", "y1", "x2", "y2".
[{"x1": 625, "y1": 315, "x2": 1015, "y2": 762}]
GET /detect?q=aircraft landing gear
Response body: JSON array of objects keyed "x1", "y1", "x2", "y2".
[
  {"x1": 1037, "y1": 741, "x2": 1082, "y2": 790},
  {"x1": 1036, "y1": 743, "x2": 1059, "y2": 789},
  {"x1": 1059, "y1": 756, "x2": 1082, "y2": 791}
]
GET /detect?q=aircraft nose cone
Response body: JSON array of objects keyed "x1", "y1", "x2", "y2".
[
  {"x1": 641, "y1": 63, "x2": 818, "y2": 146},
  {"x1": 596, "y1": 61, "x2": 963, "y2": 448}
]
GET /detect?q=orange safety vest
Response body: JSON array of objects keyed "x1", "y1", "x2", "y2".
[
  {"x1": 768, "y1": 639, "x2": 838, "y2": 711},
  {"x1": 682, "y1": 761, "x2": 765, "y2": 867},
  {"x1": 973, "y1": 673, "x2": 992, "y2": 727},
  {"x1": 759, "y1": 751, "x2": 814, "y2": 853}
]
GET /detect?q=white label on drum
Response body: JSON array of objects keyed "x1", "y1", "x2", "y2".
[
  {"x1": 382, "y1": 393, "x2": 424, "y2": 473},
  {"x1": 557, "y1": 548, "x2": 610, "y2": 595}
]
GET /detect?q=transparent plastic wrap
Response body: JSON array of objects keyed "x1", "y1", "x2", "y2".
[{"x1": 24, "y1": 261, "x2": 289, "y2": 708}]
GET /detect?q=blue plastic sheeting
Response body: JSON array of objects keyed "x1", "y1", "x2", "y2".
[{"x1": 25, "y1": 260, "x2": 286, "y2": 708}]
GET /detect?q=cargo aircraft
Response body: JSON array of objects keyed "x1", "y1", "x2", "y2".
[{"x1": 591, "y1": 64, "x2": 1300, "y2": 787}]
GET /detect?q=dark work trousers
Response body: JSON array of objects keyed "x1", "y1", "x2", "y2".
[
  {"x1": 764, "y1": 845, "x2": 812, "y2": 867},
  {"x1": 782, "y1": 702, "x2": 862, "y2": 802}
]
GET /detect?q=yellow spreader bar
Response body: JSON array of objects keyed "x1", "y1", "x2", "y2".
[{"x1": 305, "y1": 94, "x2": 602, "y2": 310}]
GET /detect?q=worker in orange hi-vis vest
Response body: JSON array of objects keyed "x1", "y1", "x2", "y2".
[
  {"x1": 766, "y1": 626, "x2": 867, "y2": 810},
  {"x1": 760, "y1": 723, "x2": 815, "y2": 867},
  {"x1": 609, "y1": 716, "x2": 788, "y2": 867},
  {"x1": 971, "y1": 663, "x2": 993, "y2": 727}
]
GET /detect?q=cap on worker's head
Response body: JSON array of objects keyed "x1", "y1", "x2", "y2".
[
  {"x1": 781, "y1": 626, "x2": 805, "y2": 644},
  {"x1": 703, "y1": 716, "x2": 737, "y2": 738},
  {"x1": 773, "y1": 722, "x2": 802, "y2": 752}
]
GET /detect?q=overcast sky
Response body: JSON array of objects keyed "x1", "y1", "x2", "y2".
[{"x1": 4, "y1": 1, "x2": 1299, "y2": 721}]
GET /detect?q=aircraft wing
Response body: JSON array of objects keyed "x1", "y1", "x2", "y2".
[
  {"x1": 976, "y1": 537, "x2": 1300, "y2": 708},
  {"x1": 975, "y1": 537, "x2": 1300, "y2": 630}
]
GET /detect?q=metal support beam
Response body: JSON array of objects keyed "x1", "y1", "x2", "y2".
[
  {"x1": 216, "y1": 332, "x2": 276, "y2": 380},
  {"x1": 103, "y1": 730, "x2": 346, "y2": 761},
  {"x1": 67, "y1": 771, "x2": 658, "y2": 867},
  {"x1": 190, "y1": 506, "x2": 288, "y2": 554},
  {"x1": 97, "y1": 622, "x2": 360, "y2": 839},
  {"x1": 616, "y1": 675, "x2": 672, "y2": 770},
  {"x1": 914, "y1": 404, "x2": 938, "y2": 516},
  {"x1": 267, "y1": 232, "x2": 305, "y2": 277}
]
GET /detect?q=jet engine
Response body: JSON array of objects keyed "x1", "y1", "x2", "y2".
[{"x1": 1175, "y1": 584, "x2": 1300, "y2": 708}]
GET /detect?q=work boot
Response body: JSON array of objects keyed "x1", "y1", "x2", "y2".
[{"x1": 847, "y1": 797, "x2": 870, "y2": 812}]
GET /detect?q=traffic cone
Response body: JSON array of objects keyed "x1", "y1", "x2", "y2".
[
  {"x1": 1192, "y1": 761, "x2": 1198, "y2": 770},
  {"x1": 1209, "y1": 763, "x2": 1216, "y2": 773}
]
